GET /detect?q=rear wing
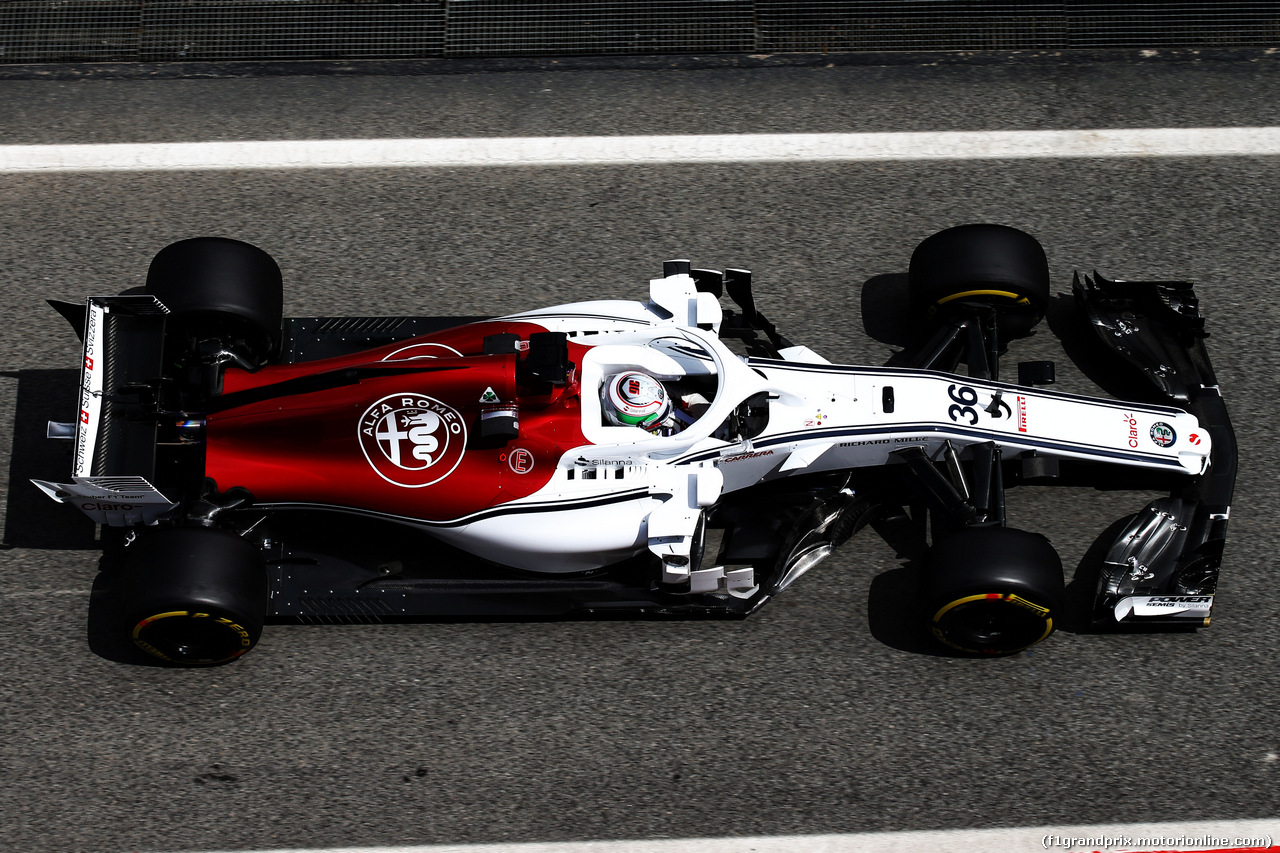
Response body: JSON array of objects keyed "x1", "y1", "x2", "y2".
[
  {"x1": 31, "y1": 476, "x2": 177, "y2": 526},
  {"x1": 33, "y1": 295, "x2": 177, "y2": 526},
  {"x1": 66, "y1": 295, "x2": 169, "y2": 479}
]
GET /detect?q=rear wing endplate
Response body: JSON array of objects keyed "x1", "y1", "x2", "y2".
[
  {"x1": 67, "y1": 295, "x2": 169, "y2": 479},
  {"x1": 31, "y1": 476, "x2": 177, "y2": 527}
]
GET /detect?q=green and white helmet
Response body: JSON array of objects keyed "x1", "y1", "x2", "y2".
[{"x1": 602, "y1": 371, "x2": 672, "y2": 430}]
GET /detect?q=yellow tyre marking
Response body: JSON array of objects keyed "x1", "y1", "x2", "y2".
[
  {"x1": 936, "y1": 289, "x2": 1031, "y2": 305},
  {"x1": 931, "y1": 593, "x2": 1054, "y2": 652},
  {"x1": 132, "y1": 610, "x2": 191, "y2": 636},
  {"x1": 131, "y1": 610, "x2": 254, "y2": 663}
]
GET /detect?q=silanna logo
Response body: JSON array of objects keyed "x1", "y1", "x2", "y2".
[{"x1": 358, "y1": 394, "x2": 466, "y2": 488}]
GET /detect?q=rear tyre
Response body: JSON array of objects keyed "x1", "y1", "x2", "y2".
[
  {"x1": 145, "y1": 237, "x2": 284, "y2": 365},
  {"x1": 120, "y1": 527, "x2": 268, "y2": 666},
  {"x1": 921, "y1": 526, "x2": 1064, "y2": 655},
  {"x1": 908, "y1": 224, "x2": 1050, "y2": 338}
]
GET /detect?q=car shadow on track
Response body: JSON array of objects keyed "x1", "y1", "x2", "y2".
[
  {"x1": 1044, "y1": 291, "x2": 1172, "y2": 405},
  {"x1": 859, "y1": 273, "x2": 916, "y2": 350},
  {"x1": 0, "y1": 369, "x2": 162, "y2": 663},
  {"x1": 86, "y1": 544, "x2": 170, "y2": 666},
  {"x1": 1, "y1": 368, "x2": 98, "y2": 551},
  {"x1": 864, "y1": 507, "x2": 944, "y2": 655},
  {"x1": 1059, "y1": 513, "x2": 1200, "y2": 639},
  {"x1": 1058, "y1": 514, "x2": 1129, "y2": 636}
]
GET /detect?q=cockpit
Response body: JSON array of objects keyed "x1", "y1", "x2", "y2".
[{"x1": 578, "y1": 329, "x2": 772, "y2": 452}]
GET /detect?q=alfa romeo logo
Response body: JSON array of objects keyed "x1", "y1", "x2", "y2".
[
  {"x1": 1149, "y1": 421, "x2": 1176, "y2": 448},
  {"x1": 358, "y1": 393, "x2": 466, "y2": 487}
]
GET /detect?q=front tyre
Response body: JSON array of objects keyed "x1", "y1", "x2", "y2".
[
  {"x1": 908, "y1": 224, "x2": 1050, "y2": 338},
  {"x1": 120, "y1": 527, "x2": 268, "y2": 665},
  {"x1": 921, "y1": 526, "x2": 1064, "y2": 655}
]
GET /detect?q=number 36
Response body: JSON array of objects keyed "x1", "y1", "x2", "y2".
[{"x1": 947, "y1": 384, "x2": 979, "y2": 424}]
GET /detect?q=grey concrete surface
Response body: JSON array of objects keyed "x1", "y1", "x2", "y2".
[
  {"x1": 3, "y1": 51, "x2": 1280, "y2": 146},
  {"x1": 1, "y1": 54, "x2": 1278, "y2": 853}
]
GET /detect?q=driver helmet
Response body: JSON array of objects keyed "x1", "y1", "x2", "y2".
[{"x1": 602, "y1": 371, "x2": 672, "y2": 430}]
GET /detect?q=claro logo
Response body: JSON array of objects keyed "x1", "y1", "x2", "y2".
[
  {"x1": 358, "y1": 394, "x2": 467, "y2": 488},
  {"x1": 1123, "y1": 412, "x2": 1139, "y2": 448}
]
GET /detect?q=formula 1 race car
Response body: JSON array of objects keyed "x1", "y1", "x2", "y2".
[{"x1": 33, "y1": 225, "x2": 1235, "y2": 665}]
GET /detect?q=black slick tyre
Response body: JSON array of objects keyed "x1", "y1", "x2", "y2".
[
  {"x1": 120, "y1": 527, "x2": 268, "y2": 666},
  {"x1": 145, "y1": 237, "x2": 284, "y2": 364},
  {"x1": 908, "y1": 224, "x2": 1050, "y2": 337},
  {"x1": 921, "y1": 526, "x2": 1064, "y2": 655}
]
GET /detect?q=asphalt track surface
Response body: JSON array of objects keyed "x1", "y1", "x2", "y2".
[{"x1": 2, "y1": 51, "x2": 1280, "y2": 853}]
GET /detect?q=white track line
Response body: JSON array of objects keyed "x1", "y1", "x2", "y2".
[
  {"x1": 184, "y1": 819, "x2": 1279, "y2": 853},
  {"x1": 2, "y1": 127, "x2": 1280, "y2": 172}
]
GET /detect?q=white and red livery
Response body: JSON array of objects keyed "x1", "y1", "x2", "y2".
[{"x1": 34, "y1": 226, "x2": 1236, "y2": 665}]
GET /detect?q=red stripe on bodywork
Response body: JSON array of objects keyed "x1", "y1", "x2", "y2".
[{"x1": 206, "y1": 323, "x2": 592, "y2": 522}]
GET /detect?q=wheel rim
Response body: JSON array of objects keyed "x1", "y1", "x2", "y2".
[
  {"x1": 132, "y1": 610, "x2": 254, "y2": 665},
  {"x1": 931, "y1": 593, "x2": 1054, "y2": 655}
]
